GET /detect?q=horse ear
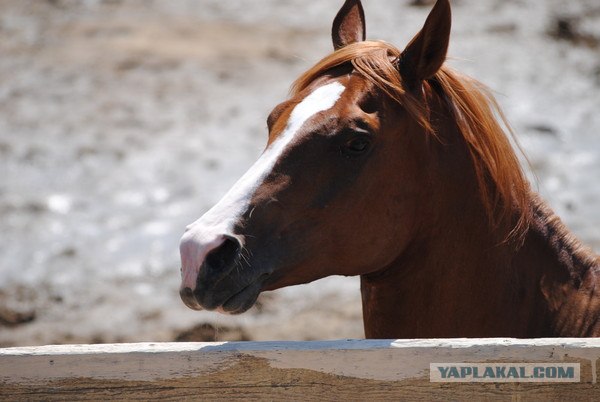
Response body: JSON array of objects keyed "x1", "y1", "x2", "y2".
[
  {"x1": 399, "y1": 0, "x2": 451, "y2": 82},
  {"x1": 332, "y1": 0, "x2": 366, "y2": 50}
]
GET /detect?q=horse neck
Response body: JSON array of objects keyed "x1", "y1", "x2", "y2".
[
  {"x1": 360, "y1": 180, "x2": 528, "y2": 338},
  {"x1": 360, "y1": 186, "x2": 600, "y2": 338},
  {"x1": 360, "y1": 107, "x2": 600, "y2": 338},
  {"x1": 525, "y1": 194, "x2": 600, "y2": 336},
  {"x1": 361, "y1": 115, "x2": 518, "y2": 337}
]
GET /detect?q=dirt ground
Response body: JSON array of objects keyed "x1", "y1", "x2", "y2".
[{"x1": 0, "y1": 0, "x2": 599, "y2": 346}]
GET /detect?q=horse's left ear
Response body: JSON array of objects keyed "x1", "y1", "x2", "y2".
[
  {"x1": 332, "y1": 0, "x2": 366, "y2": 50},
  {"x1": 399, "y1": 0, "x2": 451, "y2": 82}
]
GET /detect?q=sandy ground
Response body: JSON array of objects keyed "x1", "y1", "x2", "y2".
[{"x1": 0, "y1": 0, "x2": 599, "y2": 347}]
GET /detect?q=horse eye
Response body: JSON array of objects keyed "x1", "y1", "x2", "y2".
[{"x1": 342, "y1": 136, "x2": 371, "y2": 157}]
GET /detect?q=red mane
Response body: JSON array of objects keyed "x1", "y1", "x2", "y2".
[{"x1": 292, "y1": 40, "x2": 532, "y2": 241}]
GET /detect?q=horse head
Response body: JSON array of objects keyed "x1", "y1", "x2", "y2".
[{"x1": 179, "y1": 0, "x2": 454, "y2": 314}]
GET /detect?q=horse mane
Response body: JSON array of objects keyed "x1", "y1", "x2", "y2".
[
  {"x1": 291, "y1": 40, "x2": 532, "y2": 242},
  {"x1": 530, "y1": 193, "x2": 600, "y2": 279}
]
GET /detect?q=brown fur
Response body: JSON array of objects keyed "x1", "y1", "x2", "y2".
[
  {"x1": 292, "y1": 41, "x2": 531, "y2": 242},
  {"x1": 532, "y1": 195, "x2": 600, "y2": 336}
]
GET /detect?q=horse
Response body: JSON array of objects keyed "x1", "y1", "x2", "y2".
[{"x1": 179, "y1": 0, "x2": 600, "y2": 338}]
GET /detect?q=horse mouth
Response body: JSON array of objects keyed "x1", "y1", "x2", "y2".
[{"x1": 180, "y1": 273, "x2": 269, "y2": 315}]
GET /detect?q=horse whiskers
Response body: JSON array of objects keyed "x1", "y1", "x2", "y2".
[{"x1": 239, "y1": 246, "x2": 252, "y2": 269}]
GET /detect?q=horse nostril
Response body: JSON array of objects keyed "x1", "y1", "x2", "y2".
[{"x1": 204, "y1": 235, "x2": 242, "y2": 274}]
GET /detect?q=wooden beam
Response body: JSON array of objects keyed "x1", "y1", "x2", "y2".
[{"x1": 2, "y1": 338, "x2": 600, "y2": 400}]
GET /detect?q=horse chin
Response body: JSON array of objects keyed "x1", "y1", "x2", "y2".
[{"x1": 217, "y1": 281, "x2": 262, "y2": 315}]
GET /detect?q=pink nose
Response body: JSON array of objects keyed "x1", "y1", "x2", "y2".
[
  {"x1": 179, "y1": 229, "x2": 244, "y2": 310},
  {"x1": 179, "y1": 231, "x2": 226, "y2": 292}
]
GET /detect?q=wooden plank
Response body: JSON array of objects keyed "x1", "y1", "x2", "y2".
[{"x1": 1, "y1": 338, "x2": 600, "y2": 400}]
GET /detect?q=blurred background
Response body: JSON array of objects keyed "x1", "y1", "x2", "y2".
[{"x1": 0, "y1": 0, "x2": 598, "y2": 347}]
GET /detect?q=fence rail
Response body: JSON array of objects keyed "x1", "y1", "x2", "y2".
[{"x1": 2, "y1": 338, "x2": 600, "y2": 400}]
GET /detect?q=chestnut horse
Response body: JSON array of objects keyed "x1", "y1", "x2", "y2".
[{"x1": 179, "y1": 0, "x2": 600, "y2": 338}]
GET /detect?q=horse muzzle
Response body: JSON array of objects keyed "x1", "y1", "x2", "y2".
[{"x1": 179, "y1": 229, "x2": 267, "y2": 314}]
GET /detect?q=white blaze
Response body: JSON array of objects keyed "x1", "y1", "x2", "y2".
[
  {"x1": 189, "y1": 81, "x2": 345, "y2": 233},
  {"x1": 180, "y1": 81, "x2": 345, "y2": 289}
]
